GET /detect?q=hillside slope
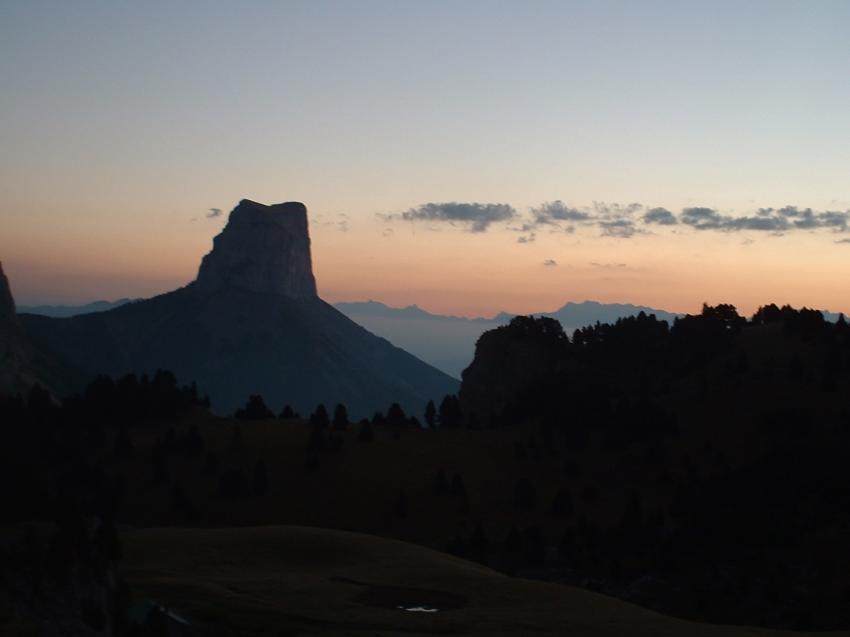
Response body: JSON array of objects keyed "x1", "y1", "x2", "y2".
[
  {"x1": 19, "y1": 285, "x2": 456, "y2": 417},
  {"x1": 123, "y1": 525, "x2": 833, "y2": 637}
]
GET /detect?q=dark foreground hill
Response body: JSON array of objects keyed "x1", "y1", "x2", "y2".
[
  {"x1": 8, "y1": 199, "x2": 457, "y2": 416},
  {"x1": 118, "y1": 525, "x2": 830, "y2": 637},
  {"x1": 4, "y1": 520, "x2": 829, "y2": 636}
]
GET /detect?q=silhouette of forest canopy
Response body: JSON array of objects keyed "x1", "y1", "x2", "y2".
[
  {"x1": 461, "y1": 303, "x2": 849, "y2": 430},
  {"x1": 4, "y1": 303, "x2": 850, "y2": 631}
]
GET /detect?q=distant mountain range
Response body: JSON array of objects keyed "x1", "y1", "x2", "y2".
[
  {"x1": 18, "y1": 298, "x2": 137, "y2": 317},
  {"x1": 333, "y1": 300, "x2": 683, "y2": 378}
]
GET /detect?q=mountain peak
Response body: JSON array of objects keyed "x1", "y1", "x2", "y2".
[
  {"x1": 194, "y1": 199, "x2": 318, "y2": 298},
  {"x1": 0, "y1": 261, "x2": 17, "y2": 323}
]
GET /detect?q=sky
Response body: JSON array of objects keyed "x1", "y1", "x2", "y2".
[{"x1": 2, "y1": 1, "x2": 849, "y2": 317}]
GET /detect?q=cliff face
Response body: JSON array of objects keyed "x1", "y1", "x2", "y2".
[{"x1": 194, "y1": 199, "x2": 317, "y2": 298}]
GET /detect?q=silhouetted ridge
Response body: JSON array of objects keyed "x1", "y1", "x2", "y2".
[
  {"x1": 12, "y1": 200, "x2": 458, "y2": 415},
  {"x1": 0, "y1": 261, "x2": 16, "y2": 324},
  {"x1": 194, "y1": 199, "x2": 317, "y2": 298},
  {"x1": 0, "y1": 263, "x2": 73, "y2": 397}
]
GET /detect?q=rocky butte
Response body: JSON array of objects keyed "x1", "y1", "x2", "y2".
[
  {"x1": 194, "y1": 200, "x2": 317, "y2": 298},
  {"x1": 9, "y1": 201, "x2": 459, "y2": 416}
]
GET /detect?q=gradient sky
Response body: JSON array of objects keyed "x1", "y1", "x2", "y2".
[{"x1": 2, "y1": 1, "x2": 849, "y2": 316}]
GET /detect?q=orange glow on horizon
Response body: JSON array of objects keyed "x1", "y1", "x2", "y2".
[{"x1": 3, "y1": 204, "x2": 849, "y2": 319}]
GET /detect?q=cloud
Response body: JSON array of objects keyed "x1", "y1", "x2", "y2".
[
  {"x1": 543, "y1": 259, "x2": 558, "y2": 267},
  {"x1": 835, "y1": 238, "x2": 850, "y2": 244},
  {"x1": 527, "y1": 200, "x2": 643, "y2": 238},
  {"x1": 386, "y1": 198, "x2": 850, "y2": 241},
  {"x1": 724, "y1": 216, "x2": 788, "y2": 232},
  {"x1": 680, "y1": 207, "x2": 725, "y2": 230},
  {"x1": 207, "y1": 208, "x2": 223, "y2": 219},
  {"x1": 678, "y1": 205, "x2": 848, "y2": 234},
  {"x1": 531, "y1": 201, "x2": 590, "y2": 225},
  {"x1": 643, "y1": 207, "x2": 677, "y2": 225},
  {"x1": 336, "y1": 213, "x2": 350, "y2": 232},
  {"x1": 599, "y1": 218, "x2": 639, "y2": 238},
  {"x1": 592, "y1": 202, "x2": 643, "y2": 217},
  {"x1": 317, "y1": 212, "x2": 350, "y2": 232},
  {"x1": 398, "y1": 202, "x2": 516, "y2": 232},
  {"x1": 591, "y1": 262, "x2": 627, "y2": 269},
  {"x1": 810, "y1": 210, "x2": 849, "y2": 231}
]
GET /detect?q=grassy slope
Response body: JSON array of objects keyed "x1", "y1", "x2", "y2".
[{"x1": 122, "y1": 525, "x2": 844, "y2": 637}]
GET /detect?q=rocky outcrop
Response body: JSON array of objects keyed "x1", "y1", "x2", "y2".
[
  {"x1": 194, "y1": 199, "x2": 317, "y2": 298},
  {"x1": 459, "y1": 316, "x2": 568, "y2": 424}
]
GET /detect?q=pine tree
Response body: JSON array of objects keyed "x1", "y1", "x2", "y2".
[
  {"x1": 424, "y1": 400, "x2": 437, "y2": 429},
  {"x1": 386, "y1": 403, "x2": 406, "y2": 427},
  {"x1": 332, "y1": 404, "x2": 349, "y2": 430},
  {"x1": 309, "y1": 404, "x2": 330, "y2": 428},
  {"x1": 235, "y1": 394, "x2": 273, "y2": 419}
]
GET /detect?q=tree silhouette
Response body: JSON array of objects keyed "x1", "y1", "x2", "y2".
[
  {"x1": 235, "y1": 394, "x2": 273, "y2": 419},
  {"x1": 424, "y1": 400, "x2": 437, "y2": 429},
  {"x1": 309, "y1": 404, "x2": 330, "y2": 428},
  {"x1": 332, "y1": 403, "x2": 349, "y2": 430},
  {"x1": 438, "y1": 395, "x2": 463, "y2": 428},
  {"x1": 386, "y1": 402, "x2": 406, "y2": 427}
]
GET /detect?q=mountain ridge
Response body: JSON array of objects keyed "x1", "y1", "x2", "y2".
[{"x1": 6, "y1": 200, "x2": 458, "y2": 416}]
